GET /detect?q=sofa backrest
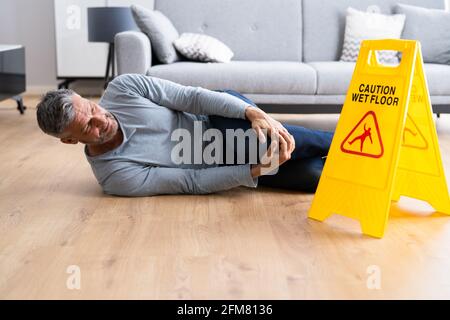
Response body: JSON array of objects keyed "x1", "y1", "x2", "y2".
[
  {"x1": 302, "y1": 0, "x2": 446, "y2": 62},
  {"x1": 154, "y1": 0, "x2": 303, "y2": 61}
]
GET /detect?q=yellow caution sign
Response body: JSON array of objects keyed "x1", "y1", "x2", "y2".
[{"x1": 308, "y1": 39, "x2": 450, "y2": 238}]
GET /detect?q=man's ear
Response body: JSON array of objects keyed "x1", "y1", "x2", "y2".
[{"x1": 60, "y1": 137, "x2": 78, "y2": 144}]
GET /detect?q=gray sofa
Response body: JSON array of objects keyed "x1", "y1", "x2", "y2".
[{"x1": 115, "y1": 0, "x2": 450, "y2": 114}]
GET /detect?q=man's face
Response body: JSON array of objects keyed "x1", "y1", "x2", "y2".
[{"x1": 60, "y1": 94, "x2": 119, "y2": 145}]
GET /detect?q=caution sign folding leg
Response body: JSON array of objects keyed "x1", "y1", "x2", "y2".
[{"x1": 308, "y1": 39, "x2": 450, "y2": 238}]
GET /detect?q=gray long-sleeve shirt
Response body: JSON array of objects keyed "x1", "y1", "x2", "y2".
[{"x1": 85, "y1": 74, "x2": 258, "y2": 196}]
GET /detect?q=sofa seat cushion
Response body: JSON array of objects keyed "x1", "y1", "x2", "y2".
[
  {"x1": 424, "y1": 63, "x2": 450, "y2": 96},
  {"x1": 308, "y1": 62, "x2": 356, "y2": 95},
  {"x1": 147, "y1": 61, "x2": 317, "y2": 95},
  {"x1": 309, "y1": 61, "x2": 450, "y2": 96}
]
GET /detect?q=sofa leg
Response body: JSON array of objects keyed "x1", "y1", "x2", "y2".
[{"x1": 437, "y1": 113, "x2": 441, "y2": 118}]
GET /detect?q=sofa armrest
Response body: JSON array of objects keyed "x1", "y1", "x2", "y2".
[{"x1": 115, "y1": 31, "x2": 151, "y2": 75}]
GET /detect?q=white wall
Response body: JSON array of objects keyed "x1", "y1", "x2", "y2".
[
  {"x1": 0, "y1": 0, "x2": 58, "y2": 91},
  {"x1": 1, "y1": 0, "x2": 449, "y2": 93},
  {"x1": 0, "y1": 0, "x2": 150, "y2": 94}
]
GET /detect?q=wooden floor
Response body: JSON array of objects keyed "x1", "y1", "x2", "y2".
[{"x1": 1, "y1": 95, "x2": 450, "y2": 300}]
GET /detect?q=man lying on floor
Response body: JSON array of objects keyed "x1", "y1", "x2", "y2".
[{"x1": 36, "y1": 74, "x2": 333, "y2": 196}]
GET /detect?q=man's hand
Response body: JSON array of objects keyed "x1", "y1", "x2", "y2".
[
  {"x1": 245, "y1": 106, "x2": 295, "y2": 157},
  {"x1": 251, "y1": 139, "x2": 291, "y2": 178}
]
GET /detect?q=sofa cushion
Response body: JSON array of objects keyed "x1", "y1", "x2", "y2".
[
  {"x1": 308, "y1": 62, "x2": 356, "y2": 95},
  {"x1": 308, "y1": 61, "x2": 450, "y2": 96},
  {"x1": 302, "y1": 0, "x2": 445, "y2": 62},
  {"x1": 340, "y1": 7, "x2": 405, "y2": 63},
  {"x1": 424, "y1": 64, "x2": 450, "y2": 96},
  {"x1": 173, "y1": 33, "x2": 234, "y2": 63},
  {"x1": 147, "y1": 61, "x2": 317, "y2": 94},
  {"x1": 394, "y1": 4, "x2": 450, "y2": 65},
  {"x1": 154, "y1": 0, "x2": 302, "y2": 61},
  {"x1": 131, "y1": 5, "x2": 181, "y2": 64}
]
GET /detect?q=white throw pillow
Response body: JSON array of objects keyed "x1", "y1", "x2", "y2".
[
  {"x1": 173, "y1": 33, "x2": 234, "y2": 63},
  {"x1": 340, "y1": 7, "x2": 406, "y2": 64}
]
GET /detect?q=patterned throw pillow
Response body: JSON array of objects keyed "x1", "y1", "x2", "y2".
[
  {"x1": 173, "y1": 33, "x2": 234, "y2": 63},
  {"x1": 340, "y1": 7, "x2": 406, "y2": 64}
]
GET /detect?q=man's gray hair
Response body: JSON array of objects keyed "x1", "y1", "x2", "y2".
[{"x1": 36, "y1": 89, "x2": 75, "y2": 137}]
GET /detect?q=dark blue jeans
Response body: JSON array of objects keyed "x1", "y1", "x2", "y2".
[{"x1": 209, "y1": 90, "x2": 334, "y2": 192}]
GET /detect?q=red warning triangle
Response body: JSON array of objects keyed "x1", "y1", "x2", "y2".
[
  {"x1": 340, "y1": 111, "x2": 384, "y2": 158},
  {"x1": 402, "y1": 114, "x2": 428, "y2": 150}
]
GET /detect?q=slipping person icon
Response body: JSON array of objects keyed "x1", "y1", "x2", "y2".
[{"x1": 348, "y1": 123, "x2": 372, "y2": 152}]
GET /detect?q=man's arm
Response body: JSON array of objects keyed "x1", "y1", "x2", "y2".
[
  {"x1": 102, "y1": 163, "x2": 258, "y2": 197},
  {"x1": 110, "y1": 74, "x2": 251, "y2": 119}
]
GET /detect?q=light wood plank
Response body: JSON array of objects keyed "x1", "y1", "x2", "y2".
[{"x1": 1, "y1": 96, "x2": 450, "y2": 299}]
